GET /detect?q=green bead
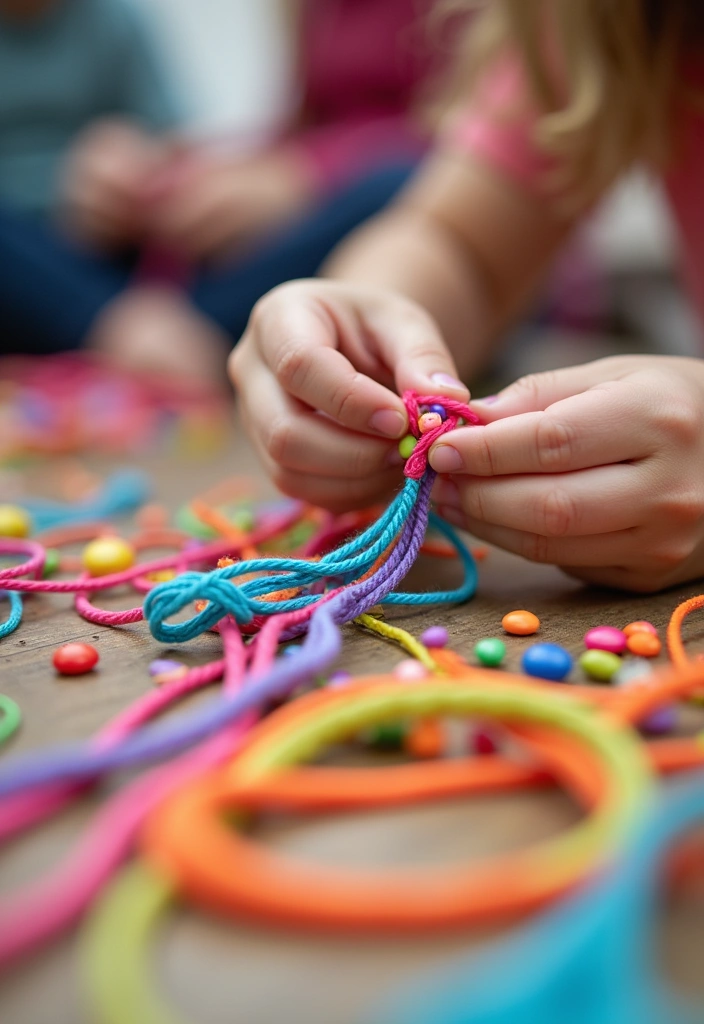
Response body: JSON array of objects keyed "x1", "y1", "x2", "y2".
[
  {"x1": 398, "y1": 434, "x2": 417, "y2": 459},
  {"x1": 42, "y1": 548, "x2": 61, "y2": 578},
  {"x1": 231, "y1": 508, "x2": 255, "y2": 532},
  {"x1": 174, "y1": 505, "x2": 218, "y2": 539},
  {"x1": 474, "y1": 637, "x2": 506, "y2": 667},
  {"x1": 363, "y1": 722, "x2": 406, "y2": 749},
  {"x1": 579, "y1": 649, "x2": 621, "y2": 682}
]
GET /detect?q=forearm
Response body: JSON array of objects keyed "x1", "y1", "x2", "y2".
[
  {"x1": 323, "y1": 150, "x2": 574, "y2": 381},
  {"x1": 324, "y1": 205, "x2": 493, "y2": 380}
]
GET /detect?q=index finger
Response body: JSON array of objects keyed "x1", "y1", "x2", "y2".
[
  {"x1": 253, "y1": 289, "x2": 408, "y2": 439},
  {"x1": 429, "y1": 381, "x2": 656, "y2": 477}
]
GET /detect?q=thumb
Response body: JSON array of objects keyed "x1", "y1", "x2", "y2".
[
  {"x1": 365, "y1": 298, "x2": 470, "y2": 403},
  {"x1": 472, "y1": 363, "x2": 612, "y2": 422}
]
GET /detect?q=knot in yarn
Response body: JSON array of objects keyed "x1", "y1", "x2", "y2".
[
  {"x1": 144, "y1": 569, "x2": 255, "y2": 643},
  {"x1": 401, "y1": 392, "x2": 479, "y2": 480}
]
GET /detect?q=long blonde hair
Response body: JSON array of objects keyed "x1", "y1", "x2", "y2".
[{"x1": 438, "y1": 0, "x2": 699, "y2": 203}]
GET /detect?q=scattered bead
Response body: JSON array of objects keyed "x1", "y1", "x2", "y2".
[
  {"x1": 82, "y1": 536, "x2": 135, "y2": 577},
  {"x1": 393, "y1": 658, "x2": 428, "y2": 680},
  {"x1": 398, "y1": 435, "x2": 417, "y2": 459},
  {"x1": 428, "y1": 404, "x2": 447, "y2": 420},
  {"x1": 0, "y1": 504, "x2": 31, "y2": 538},
  {"x1": 614, "y1": 658, "x2": 654, "y2": 688},
  {"x1": 473, "y1": 727, "x2": 498, "y2": 756},
  {"x1": 418, "y1": 412, "x2": 443, "y2": 434},
  {"x1": 579, "y1": 649, "x2": 621, "y2": 682},
  {"x1": 501, "y1": 610, "x2": 540, "y2": 636},
  {"x1": 42, "y1": 548, "x2": 61, "y2": 578},
  {"x1": 149, "y1": 659, "x2": 184, "y2": 677},
  {"x1": 521, "y1": 642, "x2": 573, "y2": 682},
  {"x1": 623, "y1": 620, "x2": 658, "y2": 638},
  {"x1": 328, "y1": 671, "x2": 352, "y2": 688},
  {"x1": 474, "y1": 637, "x2": 506, "y2": 667},
  {"x1": 364, "y1": 722, "x2": 406, "y2": 750},
  {"x1": 405, "y1": 718, "x2": 443, "y2": 759},
  {"x1": 153, "y1": 667, "x2": 189, "y2": 685},
  {"x1": 283, "y1": 644, "x2": 302, "y2": 657},
  {"x1": 626, "y1": 632, "x2": 662, "y2": 658},
  {"x1": 584, "y1": 626, "x2": 627, "y2": 655},
  {"x1": 146, "y1": 569, "x2": 177, "y2": 583},
  {"x1": 52, "y1": 642, "x2": 99, "y2": 676},
  {"x1": 640, "y1": 705, "x2": 677, "y2": 736},
  {"x1": 420, "y1": 626, "x2": 448, "y2": 648}
]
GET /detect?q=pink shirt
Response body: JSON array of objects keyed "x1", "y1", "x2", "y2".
[{"x1": 452, "y1": 57, "x2": 704, "y2": 325}]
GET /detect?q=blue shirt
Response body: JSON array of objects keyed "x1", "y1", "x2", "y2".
[{"x1": 0, "y1": 0, "x2": 181, "y2": 213}]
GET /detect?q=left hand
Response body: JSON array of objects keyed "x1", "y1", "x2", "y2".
[
  {"x1": 148, "y1": 149, "x2": 317, "y2": 261},
  {"x1": 430, "y1": 355, "x2": 704, "y2": 592}
]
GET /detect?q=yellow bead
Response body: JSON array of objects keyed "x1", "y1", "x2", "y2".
[
  {"x1": 82, "y1": 536, "x2": 136, "y2": 576},
  {"x1": 0, "y1": 504, "x2": 32, "y2": 538}
]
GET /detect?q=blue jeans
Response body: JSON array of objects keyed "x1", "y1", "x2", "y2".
[{"x1": 0, "y1": 162, "x2": 416, "y2": 356}]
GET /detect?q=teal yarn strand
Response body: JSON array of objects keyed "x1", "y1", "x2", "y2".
[
  {"x1": 0, "y1": 591, "x2": 23, "y2": 639},
  {"x1": 144, "y1": 476, "x2": 476, "y2": 644}
]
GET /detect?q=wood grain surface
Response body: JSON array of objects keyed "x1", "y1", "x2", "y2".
[{"x1": 1, "y1": 422, "x2": 704, "y2": 1024}]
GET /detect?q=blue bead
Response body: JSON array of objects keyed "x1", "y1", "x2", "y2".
[
  {"x1": 520, "y1": 642, "x2": 573, "y2": 682},
  {"x1": 428, "y1": 404, "x2": 447, "y2": 420}
]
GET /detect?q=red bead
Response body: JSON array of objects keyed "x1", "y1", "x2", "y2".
[{"x1": 52, "y1": 642, "x2": 100, "y2": 676}]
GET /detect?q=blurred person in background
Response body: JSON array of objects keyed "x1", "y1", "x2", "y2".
[{"x1": 0, "y1": 0, "x2": 451, "y2": 387}]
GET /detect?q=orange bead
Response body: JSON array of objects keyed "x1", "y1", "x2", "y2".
[
  {"x1": 626, "y1": 632, "x2": 662, "y2": 657},
  {"x1": 404, "y1": 718, "x2": 444, "y2": 759},
  {"x1": 623, "y1": 620, "x2": 658, "y2": 638},
  {"x1": 501, "y1": 609, "x2": 540, "y2": 636}
]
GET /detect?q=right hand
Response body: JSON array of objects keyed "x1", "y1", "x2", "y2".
[
  {"x1": 229, "y1": 280, "x2": 469, "y2": 511},
  {"x1": 58, "y1": 119, "x2": 168, "y2": 249}
]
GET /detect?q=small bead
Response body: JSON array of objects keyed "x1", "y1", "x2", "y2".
[
  {"x1": 501, "y1": 610, "x2": 540, "y2": 636},
  {"x1": 473, "y1": 727, "x2": 498, "y2": 756},
  {"x1": 474, "y1": 637, "x2": 506, "y2": 667},
  {"x1": 640, "y1": 705, "x2": 677, "y2": 736},
  {"x1": 626, "y1": 632, "x2": 662, "y2": 657},
  {"x1": 52, "y1": 642, "x2": 99, "y2": 676},
  {"x1": 614, "y1": 658, "x2": 653, "y2": 688},
  {"x1": 364, "y1": 722, "x2": 406, "y2": 750},
  {"x1": 579, "y1": 649, "x2": 621, "y2": 682},
  {"x1": 393, "y1": 658, "x2": 428, "y2": 680},
  {"x1": 405, "y1": 718, "x2": 443, "y2": 758},
  {"x1": 584, "y1": 626, "x2": 627, "y2": 655},
  {"x1": 0, "y1": 504, "x2": 31, "y2": 538},
  {"x1": 328, "y1": 670, "x2": 352, "y2": 688},
  {"x1": 283, "y1": 644, "x2": 302, "y2": 657},
  {"x1": 623, "y1": 620, "x2": 658, "y2": 638},
  {"x1": 149, "y1": 659, "x2": 184, "y2": 677},
  {"x1": 418, "y1": 412, "x2": 443, "y2": 433},
  {"x1": 398, "y1": 435, "x2": 417, "y2": 459},
  {"x1": 42, "y1": 548, "x2": 61, "y2": 578},
  {"x1": 154, "y1": 667, "x2": 189, "y2": 685},
  {"x1": 146, "y1": 569, "x2": 177, "y2": 583},
  {"x1": 82, "y1": 536, "x2": 135, "y2": 576},
  {"x1": 521, "y1": 642, "x2": 573, "y2": 682},
  {"x1": 420, "y1": 626, "x2": 448, "y2": 648},
  {"x1": 428, "y1": 404, "x2": 447, "y2": 420}
]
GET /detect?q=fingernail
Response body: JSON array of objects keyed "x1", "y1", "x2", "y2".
[
  {"x1": 475, "y1": 394, "x2": 499, "y2": 405},
  {"x1": 437, "y1": 506, "x2": 465, "y2": 528},
  {"x1": 431, "y1": 372, "x2": 467, "y2": 392},
  {"x1": 433, "y1": 477, "x2": 461, "y2": 508},
  {"x1": 429, "y1": 444, "x2": 463, "y2": 473},
  {"x1": 384, "y1": 446, "x2": 406, "y2": 468},
  {"x1": 369, "y1": 409, "x2": 406, "y2": 439}
]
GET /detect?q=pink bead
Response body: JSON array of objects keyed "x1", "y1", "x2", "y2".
[
  {"x1": 393, "y1": 659, "x2": 428, "y2": 680},
  {"x1": 418, "y1": 412, "x2": 442, "y2": 434},
  {"x1": 473, "y1": 727, "x2": 498, "y2": 756},
  {"x1": 584, "y1": 626, "x2": 627, "y2": 655}
]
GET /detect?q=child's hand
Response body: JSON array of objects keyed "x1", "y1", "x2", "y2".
[
  {"x1": 431, "y1": 355, "x2": 704, "y2": 592},
  {"x1": 149, "y1": 151, "x2": 316, "y2": 261},
  {"x1": 229, "y1": 280, "x2": 469, "y2": 512},
  {"x1": 59, "y1": 120, "x2": 167, "y2": 248}
]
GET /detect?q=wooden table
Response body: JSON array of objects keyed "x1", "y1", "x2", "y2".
[{"x1": 2, "y1": 424, "x2": 704, "y2": 1024}]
